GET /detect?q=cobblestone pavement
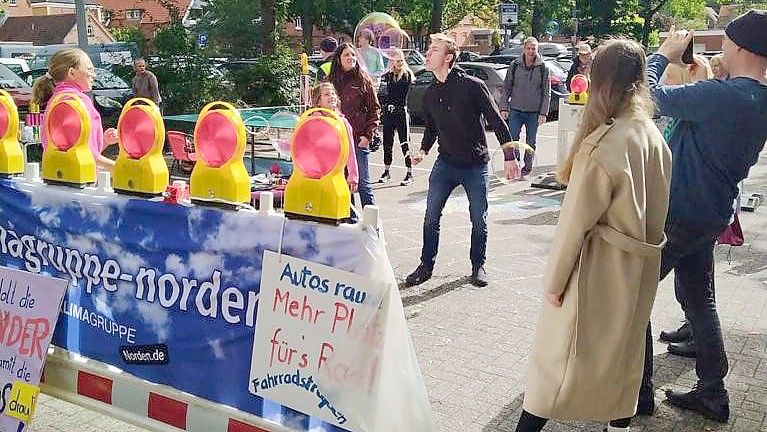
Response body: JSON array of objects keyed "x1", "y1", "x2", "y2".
[{"x1": 33, "y1": 122, "x2": 767, "y2": 431}]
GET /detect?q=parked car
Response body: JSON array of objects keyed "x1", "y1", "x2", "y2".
[
  {"x1": 21, "y1": 67, "x2": 132, "y2": 127},
  {"x1": 0, "y1": 58, "x2": 30, "y2": 76},
  {"x1": 0, "y1": 63, "x2": 32, "y2": 115},
  {"x1": 500, "y1": 42, "x2": 571, "y2": 59},
  {"x1": 457, "y1": 51, "x2": 482, "y2": 62}
]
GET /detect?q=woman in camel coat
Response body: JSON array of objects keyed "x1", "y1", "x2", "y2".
[{"x1": 514, "y1": 39, "x2": 672, "y2": 432}]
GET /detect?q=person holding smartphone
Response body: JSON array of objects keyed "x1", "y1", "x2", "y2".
[{"x1": 640, "y1": 10, "x2": 767, "y2": 422}]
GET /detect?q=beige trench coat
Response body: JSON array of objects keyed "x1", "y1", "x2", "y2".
[{"x1": 523, "y1": 115, "x2": 672, "y2": 421}]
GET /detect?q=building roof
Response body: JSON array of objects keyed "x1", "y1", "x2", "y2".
[
  {"x1": 0, "y1": 14, "x2": 77, "y2": 45},
  {"x1": 98, "y1": 0, "x2": 193, "y2": 25},
  {"x1": 29, "y1": 0, "x2": 101, "y2": 5}
]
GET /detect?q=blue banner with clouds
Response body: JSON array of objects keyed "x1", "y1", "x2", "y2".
[{"x1": 0, "y1": 178, "x2": 375, "y2": 430}]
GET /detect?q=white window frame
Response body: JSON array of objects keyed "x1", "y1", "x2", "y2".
[{"x1": 126, "y1": 9, "x2": 142, "y2": 20}]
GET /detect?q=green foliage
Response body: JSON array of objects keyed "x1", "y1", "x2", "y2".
[
  {"x1": 151, "y1": 22, "x2": 234, "y2": 114},
  {"x1": 196, "y1": 0, "x2": 264, "y2": 57},
  {"x1": 227, "y1": 44, "x2": 300, "y2": 107},
  {"x1": 111, "y1": 26, "x2": 149, "y2": 56}
]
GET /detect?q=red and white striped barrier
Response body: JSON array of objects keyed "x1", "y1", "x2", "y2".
[{"x1": 41, "y1": 347, "x2": 295, "y2": 432}]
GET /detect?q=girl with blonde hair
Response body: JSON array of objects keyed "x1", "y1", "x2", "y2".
[
  {"x1": 310, "y1": 82, "x2": 359, "y2": 193},
  {"x1": 32, "y1": 48, "x2": 118, "y2": 172},
  {"x1": 710, "y1": 53, "x2": 728, "y2": 79},
  {"x1": 516, "y1": 39, "x2": 672, "y2": 432},
  {"x1": 662, "y1": 54, "x2": 713, "y2": 85},
  {"x1": 378, "y1": 48, "x2": 415, "y2": 185}
]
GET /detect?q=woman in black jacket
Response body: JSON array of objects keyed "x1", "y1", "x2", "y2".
[{"x1": 378, "y1": 48, "x2": 415, "y2": 185}]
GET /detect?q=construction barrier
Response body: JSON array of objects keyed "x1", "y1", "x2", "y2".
[{"x1": 1, "y1": 167, "x2": 433, "y2": 432}]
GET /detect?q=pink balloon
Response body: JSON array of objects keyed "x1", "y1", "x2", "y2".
[
  {"x1": 119, "y1": 108, "x2": 156, "y2": 159},
  {"x1": 292, "y1": 118, "x2": 341, "y2": 179},
  {"x1": 197, "y1": 112, "x2": 237, "y2": 167},
  {"x1": 48, "y1": 103, "x2": 82, "y2": 151}
]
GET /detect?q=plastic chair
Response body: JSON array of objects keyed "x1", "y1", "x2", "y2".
[{"x1": 167, "y1": 130, "x2": 197, "y2": 174}]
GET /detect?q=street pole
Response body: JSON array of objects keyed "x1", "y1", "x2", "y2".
[
  {"x1": 75, "y1": 0, "x2": 88, "y2": 49},
  {"x1": 572, "y1": 7, "x2": 579, "y2": 57}
]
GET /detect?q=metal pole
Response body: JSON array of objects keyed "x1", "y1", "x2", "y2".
[
  {"x1": 572, "y1": 7, "x2": 579, "y2": 57},
  {"x1": 75, "y1": 0, "x2": 88, "y2": 49}
]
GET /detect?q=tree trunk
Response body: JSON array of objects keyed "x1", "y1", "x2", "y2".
[
  {"x1": 429, "y1": 0, "x2": 443, "y2": 35},
  {"x1": 531, "y1": 6, "x2": 543, "y2": 38},
  {"x1": 640, "y1": 0, "x2": 670, "y2": 48},
  {"x1": 302, "y1": 5, "x2": 314, "y2": 54},
  {"x1": 261, "y1": 0, "x2": 277, "y2": 54}
]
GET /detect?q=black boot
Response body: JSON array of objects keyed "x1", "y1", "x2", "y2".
[
  {"x1": 665, "y1": 385, "x2": 729, "y2": 423},
  {"x1": 659, "y1": 321, "x2": 692, "y2": 343},
  {"x1": 667, "y1": 339, "x2": 697, "y2": 358},
  {"x1": 405, "y1": 264, "x2": 432, "y2": 286}
]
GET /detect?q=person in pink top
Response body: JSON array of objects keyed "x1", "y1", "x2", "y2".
[
  {"x1": 310, "y1": 82, "x2": 359, "y2": 193},
  {"x1": 31, "y1": 48, "x2": 118, "y2": 173}
]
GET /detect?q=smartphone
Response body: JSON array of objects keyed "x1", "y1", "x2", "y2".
[{"x1": 682, "y1": 37, "x2": 695, "y2": 64}]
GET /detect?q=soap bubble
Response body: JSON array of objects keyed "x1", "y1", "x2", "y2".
[
  {"x1": 354, "y1": 12, "x2": 410, "y2": 77},
  {"x1": 268, "y1": 111, "x2": 299, "y2": 158}
]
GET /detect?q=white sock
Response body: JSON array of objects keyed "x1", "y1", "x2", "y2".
[{"x1": 606, "y1": 425, "x2": 629, "y2": 432}]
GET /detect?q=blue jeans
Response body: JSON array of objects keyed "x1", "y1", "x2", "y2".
[
  {"x1": 421, "y1": 157, "x2": 489, "y2": 269},
  {"x1": 355, "y1": 147, "x2": 375, "y2": 207},
  {"x1": 508, "y1": 110, "x2": 540, "y2": 174}
]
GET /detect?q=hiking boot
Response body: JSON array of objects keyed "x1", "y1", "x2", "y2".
[
  {"x1": 471, "y1": 265, "x2": 488, "y2": 287},
  {"x1": 378, "y1": 171, "x2": 391, "y2": 183},
  {"x1": 401, "y1": 172, "x2": 413, "y2": 185},
  {"x1": 405, "y1": 264, "x2": 432, "y2": 286}
]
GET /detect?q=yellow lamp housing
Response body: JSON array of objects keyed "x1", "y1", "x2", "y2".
[
  {"x1": 0, "y1": 89, "x2": 23, "y2": 177},
  {"x1": 567, "y1": 74, "x2": 590, "y2": 105},
  {"x1": 41, "y1": 92, "x2": 95, "y2": 186},
  {"x1": 113, "y1": 98, "x2": 169, "y2": 196},
  {"x1": 189, "y1": 101, "x2": 250, "y2": 205},
  {"x1": 284, "y1": 108, "x2": 351, "y2": 224}
]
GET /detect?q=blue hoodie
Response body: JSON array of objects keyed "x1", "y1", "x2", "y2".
[{"x1": 647, "y1": 54, "x2": 767, "y2": 230}]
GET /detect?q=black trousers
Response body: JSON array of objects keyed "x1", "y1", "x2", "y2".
[
  {"x1": 382, "y1": 109, "x2": 411, "y2": 168},
  {"x1": 642, "y1": 220, "x2": 728, "y2": 396}
]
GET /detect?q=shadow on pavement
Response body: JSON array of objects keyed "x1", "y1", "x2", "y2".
[{"x1": 400, "y1": 276, "x2": 471, "y2": 307}]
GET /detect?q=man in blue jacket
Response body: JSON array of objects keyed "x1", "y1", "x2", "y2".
[
  {"x1": 640, "y1": 10, "x2": 767, "y2": 422},
  {"x1": 406, "y1": 33, "x2": 519, "y2": 288}
]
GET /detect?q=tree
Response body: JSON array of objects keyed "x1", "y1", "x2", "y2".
[
  {"x1": 111, "y1": 26, "x2": 149, "y2": 56},
  {"x1": 429, "y1": 0, "x2": 443, "y2": 35},
  {"x1": 195, "y1": 0, "x2": 264, "y2": 57}
]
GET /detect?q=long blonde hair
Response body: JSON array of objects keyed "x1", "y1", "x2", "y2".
[
  {"x1": 387, "y1": 48, "x2": 414, "y2": 83},
  {"x1": 557, "y1": 39, "x2": 655, "y2": 184},
  {"x1": 663, "y1": 54, "x2": 713, "y2": 84},
  {"x1": 31, "y1": 48, "x2": 88, "y2": 106}
]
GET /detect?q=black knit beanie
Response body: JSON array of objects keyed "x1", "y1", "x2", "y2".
[{"x1": 725, "y1": 9, "x2": 767, "y2": 57}]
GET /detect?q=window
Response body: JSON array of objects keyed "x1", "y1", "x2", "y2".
[
  {"x1": 292, "y1": 18, "x2": 302, "y2": 30},
  {"x1": 415, "y1": 71, "x2": 434, "y2": 85},
  {"x1": 9, "y1": 0, "x2": 17, "y2": 6},
  {"x1": 87, "y1": 24, "x2": 94, "y2": 36},
  {"x1": 126, "y1": 9, "x2": 142, "y2": 20}
]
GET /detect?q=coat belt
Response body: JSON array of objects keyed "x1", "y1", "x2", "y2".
[
  {"x1": 572, "y1": 224, "x2": 666, "y2": 356},
  {"x1": 591, "y1": 224, "x2": 667, "y2": 257}
]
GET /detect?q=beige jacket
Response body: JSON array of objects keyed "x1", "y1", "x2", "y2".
[{"x1": 523, "y1": 115, "x2": 672, "y2": 421}]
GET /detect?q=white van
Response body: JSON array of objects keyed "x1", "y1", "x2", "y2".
[{"x1": 0, "y1": 58, "x2": 30, "y2": 76}]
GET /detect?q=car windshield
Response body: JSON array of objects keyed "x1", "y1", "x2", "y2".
[
  {"x1": 94, "y1": 68, "x2": 130, "y2": 89},
  {"x1": 0, "y1": 64, "x2": 30, "y2": 89}
]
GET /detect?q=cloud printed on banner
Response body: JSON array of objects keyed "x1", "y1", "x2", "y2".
[{"x1": 208, "y1": 338, "x2": 226, "y2": 360}]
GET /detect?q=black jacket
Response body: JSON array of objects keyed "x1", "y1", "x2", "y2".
[{"x1": 420, "y1": 67, "x2": 511, "y2": 166}]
